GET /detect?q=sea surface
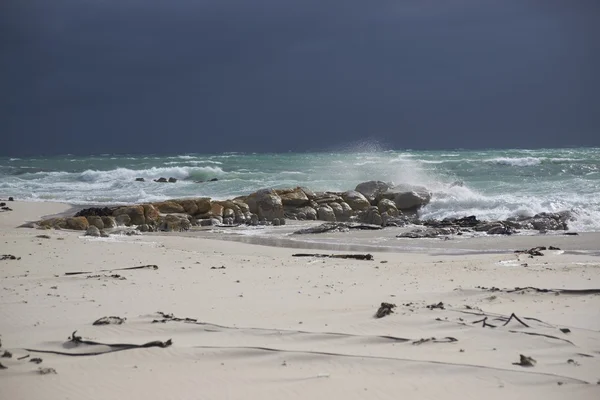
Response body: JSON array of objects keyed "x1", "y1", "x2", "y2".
[{"x1": 1, "y1": 148, "x2": 599, "y2": 232}]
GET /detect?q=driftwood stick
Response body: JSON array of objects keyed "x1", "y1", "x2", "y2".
[
  {"x1": 65, "y1": 264, "x2": 158, "y2": 276},
  {"x1": 292, "y1": 254, "x2": 373, "y2": 261},
  {"x1": 472, "y1": 317, "x2": 496, "y2": 328},
  {"x1": 24, "y1": 331, "x2": 172, "y2": 356},
  {"x1": 501, "y1": 313, "x2": 530, "y2": 328},
  {"x1": 508, "y1": 331, "x2": 574, "y2": 345}
]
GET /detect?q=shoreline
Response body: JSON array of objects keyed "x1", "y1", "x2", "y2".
[{"x1": 5, "y1": 199, "x2": 600, "y2": 255}]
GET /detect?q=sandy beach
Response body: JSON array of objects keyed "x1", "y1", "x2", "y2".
[{"x1": 1, "y1": 201, "x2": 599, "y2": 399}]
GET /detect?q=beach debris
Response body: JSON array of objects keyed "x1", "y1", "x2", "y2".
[
  {"x1": 412, "y1": 337, "x2": 458, "y2": 345},
  {"x1": 375, "y1": 302, "x2": 396, "y2": 318},
  {"x1": 24, "y1": 331, "x2": 172, "y2": 357},
  {"x1": 426, "y1": 302, "x2": 445, "y2": 310},
  {"x1": 210, "y1": 266, "x2": 226, "y2": 269},
  {"x1": 513, "y1": 354, "x2": 536, "y2": 367},
  {"x1": 292, "y1": 253, "x2": 373, "y2": 261},
  {"x1": 500, "y1": 313, "x2": 530, "y2": 328},
  {"x1": 65, "y1": 264, "x2": 158, "y2": 276},
  {"x1": 36, "y1": 234, "x2": 51, "y2": 239},
  {"x1": 86, "y1": 274, "x2": 126, "y2": 280},
  {"x1": 17, "y1": 354, "x2": 30, "y2": 360},
  {"x1": 548, "y1": 246, "x2": 561, "y2": 250},
  {"x1": 508, "y1": 330, "x2": 574, "y2": 345},
  {"x1": 93, "y1": 316, "x2": 126, "y2": 326},
  {"x1": 472, "y1": 317, "x2": 497, "y2": 328},
  {"x1": 0, "y1": 206, "x2": 12, "y2": 211},
  {"x1": 515, "y1": 246, "x2": 546, "y2": 257},
  {"x1": 0, "y1": 363, "x2": 7, "y2": 369},
  {"x1": 567, "y1": 359, "x2": 580, "y2": 366},
  {"x1": 0, "y1": 254, "x2": 21, "y2": 260},
  {"x1": 152, "y1": 312, "x2": 198, "y2": 324},
  {"x1": 1, "y1": 351, "x2": 12, "y2": 358},
  {"x1": 37, "y1": 367, "x2": 57, "y2": 375},
  {"x1": 476, "y1": 286, "x2": 600, "y2": 295},
  {"x1": 560, "y1": 328, "x2": 571, "y2": 334},
  {"x1": 29, "y1": 358, "x2": 43, "y2": 364}
]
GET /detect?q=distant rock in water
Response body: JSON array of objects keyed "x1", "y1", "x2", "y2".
[
  {"x1": 168, "y1": 177, "x2": 177, "y2": 183},
  {"x1": 135, "y1": 178, "x2": 145, "y2": 182},
  {"x1": 154, "y1": 177, "x2": 168, "y2": 183},
  {"x1": 209, "y1": 178, "x2": 219, "y2": 182}
]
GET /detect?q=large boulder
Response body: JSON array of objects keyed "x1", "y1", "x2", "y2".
[
  {"x1": 115, "y1": 214, "x2": 131, "y2": 226},
  {"x1": 65, "y1": 216, "x2": 89, "y2": 230},
  {"x1": 355, "y1": 181, "x2": 391, "y2": 204},
  {"x1": 357, "y1": 206, "x2": 383, "y2": 226},
  {"x1": 340, "y1": 202, "x2": 354, "y2": 220},
  {"x1": 328, "y1": 202, "x2": 346, "y2": 221},
  {"x1": 195, "y1": 198, "x2": 212, "y2": 214},
  {"x1": 102, "y1": 216, "x2": 116, "y2": 229},
  {"x1": 210, "y1": 202, "x2": 224, "y2": 217},
  {"x1": 342, "y1": 191, "x2": 370, "y2": 211},
  {"x1": 317, "y1": 205, "x2": 336, "y2": 222},
  {"x1": 293, "y1": 206, "x2": 317, "y2": 221},
  {"x1": 276, "y1": 187, "x2": 310, "y2": 207},
  {"x1": 377, "y1": 198, "x2": 399, "y2": 217},
  {"x1": 86, "y1": 216, "x2": 105, "y2": 230},
  {"x1": 378, "y1": 184, "x2": 432, "y2": 211},
  {"x1": 113, "y1": 205, "x2": 145, "y2": 225},
  {"x1": 233, "y1": 200, "x2": 250, "y2": 214},
  {"x1": 142, "y1": 204, "x2": 160, "y2": 225},
  {"x1": 246, "y1": 189, "x2": 284, "y2": 221},
  {"x1": 178, "y1": 199, "x2": 198, "y2": 216},
  {"x1": 85, "y1": 226, "x2": 101, "y2": 237},
  {"x1": 39, "y1": 217, "x2": 67, "y2": 229},
  {"x1": 159, "y1": 214, "x2": 192, "y2": 232},
  {"x1": 153, "y1": 201, "x2": 185, "y2": 214},
  {"x1": 314, "y1": 192, "x2": 344, "y2": 205}
]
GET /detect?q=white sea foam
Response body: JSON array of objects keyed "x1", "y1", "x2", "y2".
[{"x1": 487, "y1": 157, "x2": 542, "y2": 167}]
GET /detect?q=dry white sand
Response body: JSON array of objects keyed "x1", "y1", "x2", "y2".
[{"x1": 1, "y1": 201, "x2": 599, "y2": 399}]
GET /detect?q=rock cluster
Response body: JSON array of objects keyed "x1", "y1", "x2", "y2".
[
  {"x1": 398, "y1": 213, "x2": 573, "y2": 238},
  {"x1": 33, "y1": 181, "x2": 575, "y2": 237},
  {"x1": 34, "y1": 181, "x2": 432, "y2": 232}
]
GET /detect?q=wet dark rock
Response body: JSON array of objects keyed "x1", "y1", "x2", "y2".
[
  {"x1": 1, "y1": 254, "x2": 21, "y2": 260},
  {"x1": 30, "y1": 358, "x2": 43, "y2": 364},
  {"x1": 294, "y1": 222, "x2": 382, "y2": 234},
  {"x1": 154, "y1": 177, "x2": 168, "y2": 183},
  {"x1": 397, "y1": 227, "x2": 461, "y2": 238},
  {"x1": 135, "y1": 178, "x2": 145, "y2": 182},
  {"x1": 425, "y1": 215, "x2": 480, "y2": 228},
  {"x1": 8, "y1": 197, "x2": 14, "y2": 201},
  {"x1": 168, "y1": 177, "x2": 178, "y2": 183},
  {"x1": 209, "y1": 178, "x2": 219, "y2": 182}
]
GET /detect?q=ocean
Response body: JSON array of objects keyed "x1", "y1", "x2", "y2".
[{"x1": 1, "y1": 148, "x2": 599, "y2": 232}]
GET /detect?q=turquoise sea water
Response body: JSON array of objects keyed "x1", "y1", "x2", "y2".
[{"x1": 1, "y1": 148, "x2": 599, "y2": 231}]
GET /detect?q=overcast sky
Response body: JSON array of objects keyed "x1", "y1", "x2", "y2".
[{"x1": 1, "y1": 0, "x2": 598, "y2": 156}]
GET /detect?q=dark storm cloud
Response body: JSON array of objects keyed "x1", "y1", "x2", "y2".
[{"x1": 1, "y1": 0, "x2": 599, "y2": 156}]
